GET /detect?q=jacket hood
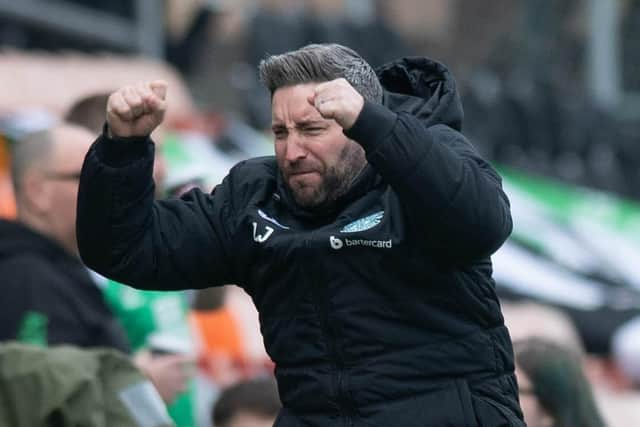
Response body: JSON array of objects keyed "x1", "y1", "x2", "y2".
[
  {"x1": 377, "y1": 57, "x2": 464, "y2": 131},
  {"x1": 0, "y1": 219, "x2": 67, "y2": 262}
]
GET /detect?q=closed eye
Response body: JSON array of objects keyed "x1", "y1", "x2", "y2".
[
  {"x1": 302, "y1": 126, "x2": 325, "y2": 135},
  {"x1": 272, "y1": 128, "x2": 288, "y2": 140}
]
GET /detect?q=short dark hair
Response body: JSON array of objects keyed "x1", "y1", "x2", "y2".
[
  {"x1": 212, "y1": 377, "x2": 281, "y2": 427},
  {"x1": 65, "y1": 93, "x2": 110, "y2": 135},
  {"x1": 258, "y1": 43, "x2": 383, "y2": 103}
]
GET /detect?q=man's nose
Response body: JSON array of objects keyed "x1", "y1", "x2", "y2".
[{"x1": 284, "y1": 134, "x2": 307, "y2": 163}]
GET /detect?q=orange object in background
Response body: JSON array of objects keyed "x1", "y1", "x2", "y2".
[
  {"x1": 190, "y1": 308, "x2": 246, "y2": 387},
  {"x1": 190, "y1": 305, "x2": 274, "y2": 387},
  {"x1": 191, "y1": 308, "x2": 245, "y2": 362},
  {"x1": 0, "y1": 135, "x2": 16, "y2": 219}
]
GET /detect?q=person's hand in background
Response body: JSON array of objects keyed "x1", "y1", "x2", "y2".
[{"x1": 134, "y1": 350, "x2": 194, "y2": 403}]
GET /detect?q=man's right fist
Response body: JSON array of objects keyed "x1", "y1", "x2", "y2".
[{"x1": 106, "y1": 80, "x2": 167, "y2": 138}]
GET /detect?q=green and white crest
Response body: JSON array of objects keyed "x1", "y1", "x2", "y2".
[{"x1": 341, "y1": 211, "x2": 384, "y2": 233}]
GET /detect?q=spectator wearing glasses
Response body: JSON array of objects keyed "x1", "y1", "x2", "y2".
[{"x1": 0, "y1": 123, "x2": 129, "y2": 351}]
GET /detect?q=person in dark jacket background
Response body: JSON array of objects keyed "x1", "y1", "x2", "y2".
[
  {"x1": 0, "y1": 124, "x2": 129, "y2": 351},
  {"x1": 77, "y1": 43, "x2": 523, "y2": 426}
]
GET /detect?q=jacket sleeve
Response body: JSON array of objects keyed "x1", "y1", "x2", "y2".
[
  {"x1": 77, "y1": 130, "x2": 237, "y2": 290},
  {"x1": 344, "y1": 101, "x2": 512, "y2": 263}
]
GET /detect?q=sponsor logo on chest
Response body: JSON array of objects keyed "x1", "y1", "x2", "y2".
[
  {"x1": 330, "y1": 210, "x2": 391, "y2": 250},
  {"x1": 329, "y1": 235, "x2": 393, "y2": 250}
]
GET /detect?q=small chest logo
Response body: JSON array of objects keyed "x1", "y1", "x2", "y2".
[
  {"x1": 341, "y1": 211, "x2": 384, "y2": 233},
  {"x1": 252, "y1": 222, "x2": 274, "y2": 243},
  {"x1": 329, "y1": 235, "x2": 392, "y2": 250},
  {"x1": 330, "y1": 236, "x2": 344, "y2": 250}
]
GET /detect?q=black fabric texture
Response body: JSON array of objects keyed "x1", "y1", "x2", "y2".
[{"x1": 0, "y1": 220, "x2": 129, "y2": 353}]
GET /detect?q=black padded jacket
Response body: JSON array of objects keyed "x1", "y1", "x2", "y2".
[
  {"x1": 0, "y1": 220, "x2": 129, "y2": 352},
  {"x1": 77, "y1": 57, "x2": 524, "y2": 426}
]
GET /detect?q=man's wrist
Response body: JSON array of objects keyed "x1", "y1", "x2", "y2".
[
  {"x1": 343, "y1": 100, "x2": 397, "y2": 152},
  {"x1": 95, "y1": 122, "x2": 153, "y2": 167}
]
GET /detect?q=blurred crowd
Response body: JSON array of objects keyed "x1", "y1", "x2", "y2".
[{"x1": 1, "y1": 0, "x2": 640, "y2": 426}]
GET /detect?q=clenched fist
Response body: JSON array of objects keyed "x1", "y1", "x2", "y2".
[
  {"x1": 308, "y1": 78, "x2": 364, "y2": 130},
  {"x1": 107, "y1": 80, "x2": 167, "y2": 138}
]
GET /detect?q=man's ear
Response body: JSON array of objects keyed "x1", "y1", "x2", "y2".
[{"x1": 20, "y1": 170, "x2": 51, "y2": 214}]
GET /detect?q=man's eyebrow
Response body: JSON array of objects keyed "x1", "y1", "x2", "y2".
[
  {"x1": 271, "y1": 120, "x2": 328, "y2": 130},
  {"x1": 296, "y1": 120, "x2": 328, "y2": 127}
]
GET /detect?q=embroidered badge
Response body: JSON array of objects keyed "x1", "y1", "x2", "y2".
[{"x1": 341, "y1": 211, "x2": 384, "y2": 233}]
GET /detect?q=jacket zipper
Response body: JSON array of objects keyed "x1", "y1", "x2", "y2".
[{"x1": 305, "y1": 232, "x2": 350, "y2": 421}]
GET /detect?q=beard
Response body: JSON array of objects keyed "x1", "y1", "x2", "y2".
[{"x1": 287, "y1": 142, "x2": 366, "y2": 209}]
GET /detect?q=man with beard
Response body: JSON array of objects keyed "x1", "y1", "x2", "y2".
[{"x1": 77, "y1": 44, "x2": 523, "y2": 426}]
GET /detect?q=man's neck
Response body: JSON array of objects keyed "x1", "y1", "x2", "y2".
[{"x1": 17, "y1": 209, "x2": 76, "y2": 257}]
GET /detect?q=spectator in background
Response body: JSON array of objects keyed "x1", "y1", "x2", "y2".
[
  {"x1": 66, "y1": 95, "x2": 197, "y2": 427},
  {"x1": 0, "y1": 115, "x2": 190, "y2": 422},
  {"x1": 503, "y1": 301, "x2": 640, "y2": 427},
  {"x1": 514, "y1": 337, "x2": 606, "y2": 427},
  {"x1": 212, "y1": 377, "x2": 281, "y2": 427},
  {"x1": 0, "y1": 124, "x2": 129, "y2": 351}
]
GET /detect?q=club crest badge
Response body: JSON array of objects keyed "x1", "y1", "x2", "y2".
[{"x1": 340, "y1": 211, "x2": 384, "y2": 233}]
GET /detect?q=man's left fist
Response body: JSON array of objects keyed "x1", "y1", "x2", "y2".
[{"x1": 308, "y1": 78, "x2": 364, "y2": 131}]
